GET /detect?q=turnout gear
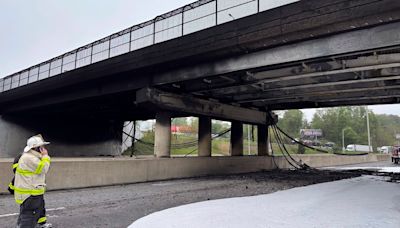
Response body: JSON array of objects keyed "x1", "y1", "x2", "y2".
[
  {"x1": 16, "y1": 194, "x2": 52, "y2": 228},
  {"x1": 15, "y1": 134, "x2": 51, "y2": 228},
  {"x1": 14, "y1": 150, "x2": 50, "y2": 204},
  {"x1": 24, "y1": 135, "x2": 50, "y2": 153},
  {"x1": 37, "y1": 223, "x2": 53, "y2": 228},
  {"x1": 16, "y1": 195, "x2": 44, "y2": 228}
]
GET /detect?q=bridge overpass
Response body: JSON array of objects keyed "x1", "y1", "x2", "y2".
[{"x1": 1, "y1": 0, "x2": 400, "y2": 157}]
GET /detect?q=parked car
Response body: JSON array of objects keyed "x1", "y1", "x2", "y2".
[
  {"x1": 391, "y1": 146, "x2": 400, "y2": 164},
  {"x1": 380, "y1": 146, "x2": 392, "y2": 154},
  {"x1": 324, "y1": 142, "x2": 335, "y2": 148}
]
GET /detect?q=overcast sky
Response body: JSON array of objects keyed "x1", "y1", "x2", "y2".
[{"x1": 0, "y1": 0, "x2": 399, "y2": 119}]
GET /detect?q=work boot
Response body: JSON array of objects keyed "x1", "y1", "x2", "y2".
[{"x1": 37, "y1": 223, "x2": 52, "y2": 228}]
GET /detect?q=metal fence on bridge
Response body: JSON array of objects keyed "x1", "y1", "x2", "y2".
[{"x1": 0, "y1": 0, "x2": 298, "y2": 93}]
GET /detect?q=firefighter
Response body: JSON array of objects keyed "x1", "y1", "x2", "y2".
[{"x1": 14, "y1": 134, "x2": 52, "y2": 228}]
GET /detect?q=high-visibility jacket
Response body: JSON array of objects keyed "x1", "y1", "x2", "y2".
[{"x1": 14, "y1": 150, "x2": 51, "y2": 204}]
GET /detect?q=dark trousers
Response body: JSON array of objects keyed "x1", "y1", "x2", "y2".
[{"x1": 16, "y1": 195, "x2": 46, "y2": 228}]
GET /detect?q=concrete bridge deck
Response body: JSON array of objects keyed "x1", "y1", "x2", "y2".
[
  {"x1": 1, "y1": 0, "x2": 399, "y2": 158},
  {"x1": 1, "y1": 0, "x2": 400, "y2": 115}
]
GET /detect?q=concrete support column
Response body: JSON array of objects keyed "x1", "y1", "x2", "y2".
[
  {"x1": 258, "y1": 124, "x2": 269, "y2": 156},
  {"x1": 198, "y1": 117, "x2": 212, "y2": 157},
  {"x1": 230, "y1": 121, "x2": 243, "y2": 156},
  {"x1": 155, "y1": 111, "x2": 171, "y2": 158}
]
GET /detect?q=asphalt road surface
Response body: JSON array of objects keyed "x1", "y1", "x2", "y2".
[{"x1": 0, "y1": 169, "x2": 358, "y2": 228}]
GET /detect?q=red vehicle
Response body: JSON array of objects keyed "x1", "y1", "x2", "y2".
[{"x1": 392, "y1": 146, "x2": 400, "y2": 164}]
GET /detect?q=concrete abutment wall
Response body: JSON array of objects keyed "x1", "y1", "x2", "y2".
[{"x1": 0, "y1": 154, "x2": 390, "y2": 194}]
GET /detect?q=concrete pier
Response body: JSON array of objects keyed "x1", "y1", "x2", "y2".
[
  {"x1": 230, "y1": 121, "x2": 243, "y2": 156},
  {"x1": 154, "y1": 111, "x2": 171, "y2": 158},
  {"x1": 258, "y1": 125, "x2": 269, "y2": 156},
  {"x1": 198, "y1": 117, "x2": 211, "y2": 157}
]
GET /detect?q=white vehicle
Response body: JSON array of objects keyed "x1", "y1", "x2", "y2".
[
  {"x1": 346, "y1": 144, "x2": 373, "y2": 153},
  {"x1": 380, "y1": 146, "x2": 392, "y2": 154}
]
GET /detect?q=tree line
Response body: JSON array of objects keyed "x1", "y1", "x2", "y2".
[{"x1": 278, "y1": 107, "x2": 400, "y2": 150}]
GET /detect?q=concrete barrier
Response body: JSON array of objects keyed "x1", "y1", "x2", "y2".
[
  {"x1": 0, "y1": 154, "x2": 390, "y2": 194},
  {"x1": 274, "y1": 154, "x2": 390, "y2": 169}
]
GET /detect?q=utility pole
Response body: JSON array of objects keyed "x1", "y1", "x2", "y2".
[
  {"x1": 247, "y1": 124, "x2": 251, "y2": 155},
  {"x1": 342, "y1": 128, "x2": 345, "y2": 152},
  {"x1": 366, "y1": 106, "x2": 372, "y2": 152}
]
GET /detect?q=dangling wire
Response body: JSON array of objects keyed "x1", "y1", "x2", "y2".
[
  {"x1": 275, "y1": 125, "x2": 369, "y2": 156},
  {"x1": 183, "y1": 128, "x2": 232, "y2": 157},
  {"x1": 271, "y1": 125, "x2": 301, "y2": 169},
  {"x1": 269, "y1": 129, "x2": 279, "y2": 169},
  {"x1": 123, "y1": 127, "x2": 232, "y2": 157}
]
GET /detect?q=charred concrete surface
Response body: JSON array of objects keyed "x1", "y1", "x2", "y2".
[
  {"x1": 0, "y1": 115, "x2": 123, "y2": 157},
  {"x1": 1, "y1": 0, "x2": 400, "y2": 116}
]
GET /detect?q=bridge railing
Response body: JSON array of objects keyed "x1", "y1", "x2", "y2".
[{"x1": 0, "y1": 0, "x2": 298, "y2": 93}]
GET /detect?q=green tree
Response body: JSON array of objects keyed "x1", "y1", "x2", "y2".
[
  {"x1": 212, "y1": 120, "x2": 230, "y2": 138},
  {"x1": 309, "y1": 106, "x2": 400, "y2": 151},
  {"x1": 278, "y1": 110, "x2": 305, "y2": 138},
  {"x1": 375, "y1": 114, "x2": 400, "y2": 146},
  {"x1": 342, "y1": 127, "x2": 358, "y2": 147},
  {"x1": 190, "y1": 117, "x2": 199, "y2": 133},
  {"x1": 172, "y1": 117, "x2": 188, "y2": 126}
]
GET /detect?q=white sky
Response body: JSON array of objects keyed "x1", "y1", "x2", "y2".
[
  {"x1": 0, "y1": 0, "x2": 399, "y2": 118},
  {"x1": 0, "y1": 0, "x2": 193, "y2": 77},
  {"x1": 302, "y1": 104, "x2": 400, "y2": 122}
]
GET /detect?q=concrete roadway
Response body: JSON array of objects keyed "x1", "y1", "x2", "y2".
[
  {"x1": 130, "y1": 174, "x2": 400, "y2": 228},
  {"x1": 0, "y1": 170, "x2": 355, "y2": 228},
  {"x1": 324, "y1": 160, "x2": 399, "y2": 171},
  {"x1": 0, "y1": 161, "x2": 396, "y2": 228}
]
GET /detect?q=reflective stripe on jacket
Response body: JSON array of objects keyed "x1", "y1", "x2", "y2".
[
  {"x1": 8, "y1": 153, "x2": 23, "y2": 194},
  {"x1": 14, "y1": 150, "x2": 51, "y2": 204}
]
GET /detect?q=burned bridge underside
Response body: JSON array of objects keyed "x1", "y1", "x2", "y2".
[
  {"x1": 156, "y1": 42, "x2": 400, "y2": 111},
  {"x1": 1, "y1": 0, "x2": 400, "y2": 157}
]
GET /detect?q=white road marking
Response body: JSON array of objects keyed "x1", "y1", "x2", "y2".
[
  {"x1": 0, "y1": 213, "x2": 18, "y2": 218},
  {"x1": 0, "y1": 207, "x2": 65, "y2": 218},
  {"x1": 47, "y1": 207, "x2": 65, "y2": 212}
]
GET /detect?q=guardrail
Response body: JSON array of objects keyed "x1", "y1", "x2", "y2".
[{"x1": 0, "y1": 0, "x2": 298, "y2": 93}]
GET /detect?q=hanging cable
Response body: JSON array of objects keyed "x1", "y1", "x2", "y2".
[
  {"x1": 274, "y1": 125, "x2": 311, "y2": 170},
  {"x1": 271, "y1": 125, "x2": 300, "y2": 169},
  {"x1": 183, "y1": 128, "x2": 232, "y2": 157},
  {"x1": 273, "y1": 125, "x2": 302, "y2": 166},
  {"x1": 122, "y1": 128, "x2": 232, "y2": 153},
  {"x1": 275, "y1": 125, "x2": 369, "y2": 156}
]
